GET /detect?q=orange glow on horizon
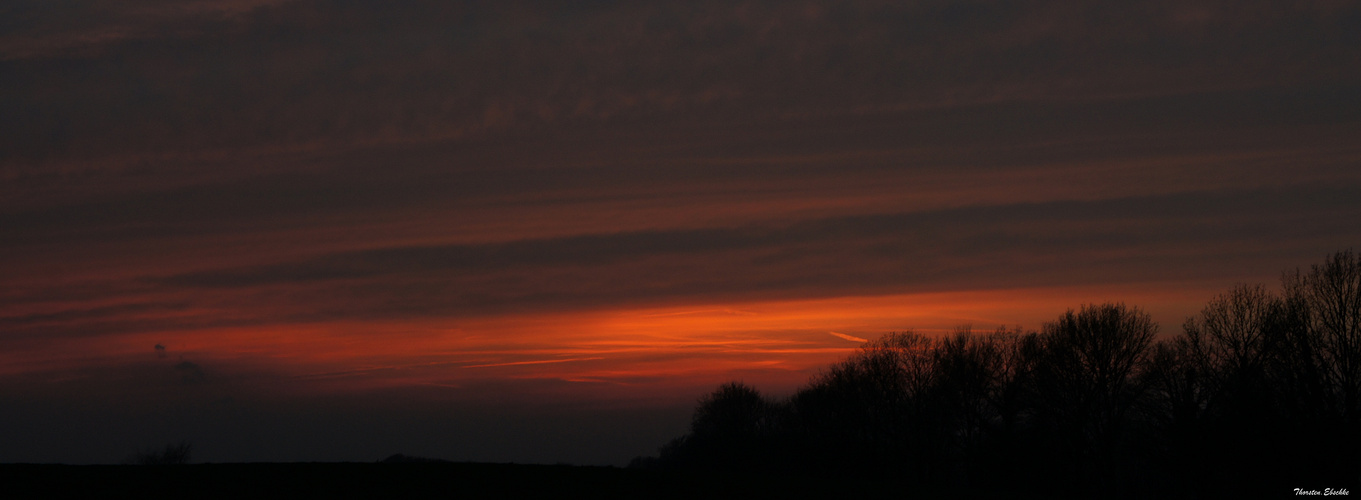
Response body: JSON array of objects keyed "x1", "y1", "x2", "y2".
[{"x1": 1, "y1": 280, "x2": 1227, "y2": 402}]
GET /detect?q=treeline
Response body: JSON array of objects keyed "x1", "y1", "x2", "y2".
[{"x1": 636, "y1": 251, "x2": 1361, "y2": 497}]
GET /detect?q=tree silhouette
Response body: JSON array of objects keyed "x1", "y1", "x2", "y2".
[
  {"x1": 788, "y1": 331, "x2": 935, "y2": 475},
  {"x1": 1280, "y1": 250, "x2": 1361, "y2": 484},
  {"x1": 1142, "y1": 284, "x2": 1292, "y2": 494},
  {"x1": 691, "y1": 382, "x2": 770, "y2": 440},
  {"x1": 1025, "y1": 303, "x2": 1156, "y2": 491},
  {"x1": 641, "y1": 251, "x2": 1361, "y2": 497},
  {"x1": 1284, "y1": 249, "x2": 1361, "y2": 424},
  {"x1": 659, "y1": 382, "x2": 779, "y2": 470}
]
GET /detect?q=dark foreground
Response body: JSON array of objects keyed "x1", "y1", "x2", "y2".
[
  {"x1": 0, "y1": 463, "x2": 920, "y2": 500},
  {"x1": 2, "y1": 461, "x2": 1351, "y2": 499},
  {"x1": 0, "y1": 462, "x2": 1066, "y2": 499}
]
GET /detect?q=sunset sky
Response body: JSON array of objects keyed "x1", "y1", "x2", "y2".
[{"x1": 3, "y1": 0, "x2": 1361, "y2": 465}]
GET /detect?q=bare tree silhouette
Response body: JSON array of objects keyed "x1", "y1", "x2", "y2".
[
  {"x1": 1285, "y1": 250, "x2": 1361, "y2": 425},
  {"x1": 640, "y1": 251, "x2": 1361, "y2": 497},
  {"x1": 788, "y1": 331, "x2": 935, "y2": 475},
  {"x1": 1025, "y1": 303, "x2": 1157, "y2": 492},
  {"x1": 1280, "y1": 250, "x2": 1361, "y2": 485}
]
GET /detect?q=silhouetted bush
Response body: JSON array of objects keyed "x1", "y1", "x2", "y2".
[{"x1": 125, "y1": 442, "x2": 193, "y2": 465}]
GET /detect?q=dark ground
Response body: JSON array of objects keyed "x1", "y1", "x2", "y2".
[
  {"x1": 0, "y1": 462, "x2": 1034, "y2": 499},
  {"x1": 0, "y1": 461, "x2": 1348, "y2": 499}
]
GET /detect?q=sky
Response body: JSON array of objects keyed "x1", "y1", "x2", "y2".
[{"x1": 2, "y1": 0, "x2": 1360, "y2": 466}]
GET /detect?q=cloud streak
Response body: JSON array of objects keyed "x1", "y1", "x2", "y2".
[
  {"x1": 828, "y1": 332, "x2": 868, "y2": 343},
  {"x1": 3, "y1": 182, "x2": 1358, "y2": 346}
]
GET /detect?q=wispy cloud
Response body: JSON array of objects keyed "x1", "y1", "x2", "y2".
[
  {"x1": 828, "y1": 332, "x2": 867, "y2": 343},
  {"x1": 463, "y1": 357, "x2": 606, "y2": 369}
]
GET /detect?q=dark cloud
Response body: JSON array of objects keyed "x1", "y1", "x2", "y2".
[
  {"x1": 2, "y1": 179, "x2": 1356, "y2": 344},
  {"x1": 0, "y1": 313, "x2": 274, "y2": 342},
  {"x1": 3, "y1": 82, "x2": 1356, "y2": 256},
  {"x1": 117, "y1": 182, "x2": 1356, "y2": 322},
  {"x1": 0, "y1": 302, "x2": 186, "y2": 327},
  {"x1": 2, "y1": 0, "x2": 1357, "y2": 171}
]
